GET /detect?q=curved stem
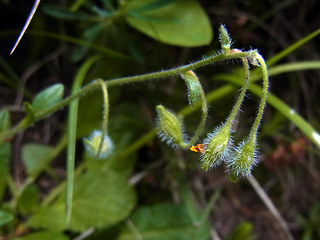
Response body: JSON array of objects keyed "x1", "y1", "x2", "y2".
[
  {"x1": 180, "y1": 85, "x2": 208, "y2": 149},
  {"x1": 0, "y1": 50, "x2": 255, "y2": 143},
  {"x1": 225, "y1": 56, "x2": 250, "y2": 129},
  {"x1": 106, "y1": 51, "x2": 253, "y2": 86},
  {"x1": 249, "y1": 53, "x2": 269, "y2": 143},
  {"x1": 96, "y1": 79, "x2": 109, "y2": 158}
]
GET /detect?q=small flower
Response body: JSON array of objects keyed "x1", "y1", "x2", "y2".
[
  {"x1": 227, "y1": 138, "x2": 259, "y2": 182},
  {"x1": 156, "y1": 105, "x2": 185, "y2": 147},
  {"x1": 201, "y1": 124, "x2": 233, "y2": 170},
  {"x1": 83, "y1": 130, "x2": 114, "y2": 159},
  {"x1": 190, "y1": 144, "x2": 206, "y2": 153}
]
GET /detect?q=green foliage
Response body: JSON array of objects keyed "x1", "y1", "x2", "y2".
[
  {"x1": 12, "y1": 231, "x2": 68, "y2": 240},
  {"x1": 27, "y1": 170, "x2": 136, "y2": 231},
  {"x1": 22, "y1": 144, "x2": 57, "y2": 178},
  {"x1": 0, "y1": 109, "x2": 10, "y2": 133},
  {"x1": 117, "y1": 204, "x2": 211, "y2": 240},
  {"x1": 125, "y1": 0, "x2": 212, "y2": 46},
  {"x1": 0, "y1": 144, "x2": 10, "y2": 201},
  {"x1": 0, "y1": 210, "x2": 13, "y2": 226},
  {"x1": 17, "y1": 184, "x2": 40, "y2": 216},
  {"x1": 31, "y1": 84, "x2": 64, "y2": 114}
]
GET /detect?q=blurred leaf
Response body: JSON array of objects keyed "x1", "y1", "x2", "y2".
[
  {"x1": 27, "y1": 170, "x2": 136, "y2": 231},
  {"x1": 22, "y1": 144, "x2": 56, "y2": 178},
  {"x1": 71, "y1": 23, "x2": 107, "y2": 62},
  {"x1": 18, "y1": 184, "x2": 40, "y2": 216},
  {"x1": 133, "y1": 0, "x2": 176, "y2": 12},
  {"x1": 125, "y1": 0, "x2": 212, "y2": 47},
  {"x1": 43, "y1": 4, "x2": 96, "y2": 21},
  {"x1": 0, "y1": 109, "x2": 11, "y2": 132},
  {"x1": 0, "y1": 209, "x2": 13, "y2": 226},
  {"x1": 12, "y1": 231, "x2": 68, "y2": 240},
  {"x1": 32, "y1": 84, "x2": 64, "y2": 114},
  {"x1": 0, "y1": 143, "x2": 10, "y2": 201},
  {"x1": 226, "y1": 221, "x2": 254, "y2": 240},
  {"x1": 117, "y1": 204, "x2": 211, "y2": 240}
]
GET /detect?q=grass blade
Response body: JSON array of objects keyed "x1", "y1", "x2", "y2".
[{"x1": 66, "y1": 55, "x2": 101, "y2": 226}]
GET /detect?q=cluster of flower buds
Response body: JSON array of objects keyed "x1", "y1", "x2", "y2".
[{"x1": 156, "y1": 25, "x2": 268, "y2": 182}]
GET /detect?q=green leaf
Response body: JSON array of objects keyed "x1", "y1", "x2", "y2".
[
  {"x1": 0, "y1": 143, "x2": 10, "y2": 201},
  {"x1": 27, "y1": 170, "x2": 136, "y2": 231},
  {"x1": 0, "y1": 109, "x2": 10, "y2": 132},
  {"x1": 125, "y1": 0, "x2": 212, "y2": 47},
  {"x1": 117, "y1": 204, "x2": 211, "y2": 240},
  {"x1": 18, "y1": 184, "x2": 40, "y2": 216},
  {"x1": 0, "y1": 209, "x2": 14, "y2": 226},
  {"x1": 12, "y1": 231, "x2": 68, "y2": 240},
  {"x1": 22, "y1": 144, "x2": 57, "y2": 178},
  {"x1": 32, "y1": 84, "x2": 64, "y2": 114}
]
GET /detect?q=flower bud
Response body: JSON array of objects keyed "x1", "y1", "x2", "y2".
[
  {"x1": 201, "y1": 124, "x2": 233, "y2": 170},
  {"x1": 156, "y1": 105, "x2": 184, "y2": 146},
  {"x1": 181, "y1": 70, "x2": 204, "y2": 106},
  {"x1": 219, "y1": 25, "x2": 231, "y2": 53},
  {"x1": 83, "y1": 130, "x2": 114, "y2": 159},
  {"x1": 227, "y1": 138, "x2": 258, "y2": 182}
]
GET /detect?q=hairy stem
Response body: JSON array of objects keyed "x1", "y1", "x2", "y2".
[
  {"x1": 0, "y1": 51, "x2": 255, "y2": 143},
  {"x1": 96, "y1": 79, "x2": 109, "y2": 158},
  {"x1": 249, "y1": 53, "x2": 269, "y2": 143},
  {"x1": 225, "y1": 54, "x2": 250, "y2": 129}
]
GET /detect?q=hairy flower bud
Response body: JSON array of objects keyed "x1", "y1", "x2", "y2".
[
  {"x1": 156, "y1": 105, "x2": 184, "y2": 146},
  {"x1": 83, "y1": 130, "x2": 114, "y2": 159},
  {"x1": 181, "y1": 70, "x2": 204, "y2": 106},
  {"x1": 201, "y1": 124, "x2": 233, "y2": 170},
  {"x1": 227, "y1": 138, "x2": 259, "y2": 182},
  {"x1": 219, "y1": 25, "x2": 232, "y2": 53}
]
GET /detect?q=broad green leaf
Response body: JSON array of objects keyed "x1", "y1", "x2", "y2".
[
  {"x1": 125, "y1": 0, "x2": 212, "y2": 47},
  {"x1": 117, "y1": 204, "x2": 211, "y2": 240},
  {"x1": 32, "y1": 84, "x2": 64, "y2": 114},
  {"x1": 22, "y1": 144, "x2": 56, "y2": 178},
  {"x1": 0, "y1": 209, "x2": 14, "y2": 226},
  {"x1": 18, "y1": 184, "x2": 40, "y2": 216},
  {"x1": 12, "y1": 231, "x2": 68, "y2": 240},
  {"x1": 0, "y1": 109, "x2": 10, "y2": 132},
  {"x1": 0, "y1": 143, "x2": 10, "y2": 201},
  {"x1": 27, "y1": 170, "x2": 136, "y2": 231}
]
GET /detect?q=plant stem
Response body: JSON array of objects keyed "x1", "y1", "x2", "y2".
[
  {"x1": 225, "y1": 56, "x2": 250, "y2": 129},
  {"x1": 180, "y1": 84, "x2": 207, "y2": 149},
  {"x1": 96, "y1": 79, "x2": 109, "y2": 158},
  {"x1": 0, "y1": 51, "x2": 255, "y2": 143},
  {"x1": 249, "y1": 53, "x2": 269, "y2": 143}
]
